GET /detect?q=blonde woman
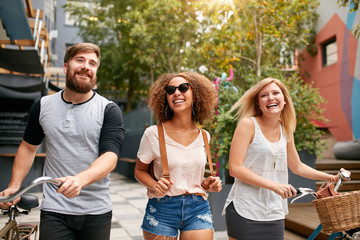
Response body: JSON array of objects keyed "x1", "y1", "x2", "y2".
[
  {"x1": 135, "y1": 72, "x2": 222, "y2": 240},
  {"x1": 223, "y1": 78, "x2": 340, "y2": 240}
]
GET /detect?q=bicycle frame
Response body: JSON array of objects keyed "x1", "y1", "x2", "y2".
[
  {"x1": 293, "y1": 170, "x2": 352, "y2": 240},
  {"x1": 0, "y1": 207, "x2": 20, "y2": 240},
  {"x1": 0, "y1": 218, "x2": 38, "y2": 240},
  {"x1": 307, "y1": 224, "x2": 343, "y2": 240},
  {"x1": 0, "y1": 221, "x2": 19, "y2": 240}
]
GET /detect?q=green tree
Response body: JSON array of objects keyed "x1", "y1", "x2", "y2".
[
  {"x1": 65, "y1": 0, "x2": 204, "y2": 112},
  {"x1": 65, "y1": 0, "x2": 328, "y2": 177},
  {"x1": 195, "y1": 1, "x2": 326, "y2": 176},
  {"x1": 64, "y1": 0, "x2": 146, "y2": 111},
  {"x1": 197, "y1": 0, "x2": 319, "y2": 77}
]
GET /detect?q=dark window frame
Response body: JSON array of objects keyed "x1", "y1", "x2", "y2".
[{"x1": 321, "y1": 37, "x2": 337, "y2": 67}]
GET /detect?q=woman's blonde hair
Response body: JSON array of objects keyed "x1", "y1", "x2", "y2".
[
  {"x1": 148, "y1": 71, "x2": 217, "y2": 125},
  {"x1": 231, "y1": 78, "x2": 296, "y2": 141}
]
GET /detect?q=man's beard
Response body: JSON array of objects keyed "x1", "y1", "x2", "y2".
[{"x1": 66, "y1": 68, "x2": 97, "y2": 93}]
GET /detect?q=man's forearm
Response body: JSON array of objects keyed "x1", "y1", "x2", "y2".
[
  {"x1": 9, "y1": 140, "x2": 38, "y2": 189},
  {"x1": 75, "y1": 151, "x2": 118, "y2": 187}
]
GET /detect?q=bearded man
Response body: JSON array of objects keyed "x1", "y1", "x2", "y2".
[{"x1": 0, "y1": 43, "x2": 124, "y2": 240}]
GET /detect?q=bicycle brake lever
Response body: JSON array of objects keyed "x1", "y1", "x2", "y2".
[{"x1": 290, "y1": 187, "x2": 316, "y2": 204}]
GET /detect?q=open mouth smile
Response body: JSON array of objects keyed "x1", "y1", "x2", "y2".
[
  {"x1": 173, "y1": 100, "x2": 185, "y2": 104},
  {"x1": 76, "y1": 72, "x2": 92, "y2": 79},
  {"x1": 267, "y1": 103, "x2": 278, "y2": 108}
]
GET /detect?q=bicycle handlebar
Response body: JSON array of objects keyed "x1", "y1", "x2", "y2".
[
  {"x1": 0, "y1": 176, "x2": 63, "y2": 203},
  {"x1": 334, "y1": 170, "x2": 351, "y2": 191},
  {"x1": 291, "y1": 169, "x2": 351, "y2": 204}
]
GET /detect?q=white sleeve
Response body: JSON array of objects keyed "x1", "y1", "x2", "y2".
[{"x1": 137, "y1": 126, "x2": 157, "y2": 164}]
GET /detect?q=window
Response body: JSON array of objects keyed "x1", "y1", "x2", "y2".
[
  {"x1": 322, "y1": 37, "x2": 337, "y2": 67},
  {"x1": 65, "y1": 1, "x2": 97, "y2": 26}
]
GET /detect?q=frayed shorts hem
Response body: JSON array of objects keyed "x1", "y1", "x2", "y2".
[{"x1": 141, "y1": 194, "x2": 213, "y2": 237}]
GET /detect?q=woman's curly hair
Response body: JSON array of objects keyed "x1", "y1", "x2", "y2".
[{"x1": 148, "y1": 71, "x2": 218, "y2": 125}]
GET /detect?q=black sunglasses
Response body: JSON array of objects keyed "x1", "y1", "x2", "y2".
[{"x1": 164, "y1": 83, "x2": 191, "y2": 95}]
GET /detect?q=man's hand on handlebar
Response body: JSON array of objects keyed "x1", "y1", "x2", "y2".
[
  {"x1": 0, "y1": 176, "x2": 63, "y2": 209},
  {"x1": 56, "y1": 176, "x2": 83, "y2": 199},
  {"x1": 0, "y1": 186, "x2": 21, "y2": 209}
]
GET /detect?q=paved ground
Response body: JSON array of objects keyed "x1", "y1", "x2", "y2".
[
  {"x1": 0, "y1": 172, "x2": 305, "y2": 239},
  {"x1": 0, "y1": 172, "x2": 228, "y2": 240}
]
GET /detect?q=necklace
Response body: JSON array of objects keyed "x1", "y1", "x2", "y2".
[
  {"x1": 257, "y1": 118, "x2": 281, "y2": 169},
  {"x1": 271, "y1": 141, "x2": 281, "y2": 169},
  {"x1": 262, "y1": 128, "x2": 281, "y2": 169}
]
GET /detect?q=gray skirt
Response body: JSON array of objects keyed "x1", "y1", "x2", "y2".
[{"x1": 225, "y1": 202, "x2": 284, "y2": 240}]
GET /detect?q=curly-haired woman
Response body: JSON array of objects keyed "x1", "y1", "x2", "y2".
[{"x1": 134, "y1": 72, "x2": 222, "y2": 240}]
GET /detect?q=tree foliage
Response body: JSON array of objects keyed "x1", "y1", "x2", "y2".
[
  {"x1": 205, "y1": 68, "x2": 327, "y2": 180},
  {"x1": 65, "y1": 0, "x2": 204, "y2": 112},
  {"x1": 65, "y1": 0, "x2": 328, "y2": 169},
  {"x1": 65, "y1": 0, "x2": 320, "y2": 108},
  {"x1": 197, "y1": 0, "x2": 319, "y2": 77},
  {"x1": 337, "y1": 0, "x2": 360, "y2": 38}
]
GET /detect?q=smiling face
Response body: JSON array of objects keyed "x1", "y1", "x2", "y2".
[
  {"x1": 64, "y1": 51, "x2": 99, "y2": 93},
  {"x1": 258, "y1": 82, "x2": 286, "y2": 115},
  {"x1": 166, "y1": 76, "x2": 193, "y2": 116}
]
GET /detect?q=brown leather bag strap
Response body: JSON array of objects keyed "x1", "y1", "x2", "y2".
[
  {"x1": 201, "y1": 128, "x2": 216, "y2": 177},
  {"x1": 157, "y1": 124, "x2": 170, "y2": 181}
]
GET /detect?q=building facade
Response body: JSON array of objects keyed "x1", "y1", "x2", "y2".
[{"x1": 300, "y1": 0, "x2": 360, "y2": 143}]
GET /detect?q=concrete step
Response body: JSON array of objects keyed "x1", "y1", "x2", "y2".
[
  {"x1": 321, "y1": 169, "x2": 360, "y2": 180},
  {"x1": 316, "y1": 158, "x2": 360, "y2": 192},
  {"x1": 316, "y1": 159, "x2": 360, "y2": 171}
]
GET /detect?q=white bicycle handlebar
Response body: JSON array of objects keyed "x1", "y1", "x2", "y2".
[{"x1": 0, "y1": 176, "x2": 62, "y2": 203}]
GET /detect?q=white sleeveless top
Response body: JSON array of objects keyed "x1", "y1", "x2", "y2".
[{"x1": 223, "y1": 117, "x2": 288, "y2": 221}]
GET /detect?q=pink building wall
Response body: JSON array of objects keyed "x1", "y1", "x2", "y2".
[{"x1": 300, "y1": 13, "x2": 359, "y2": 141}]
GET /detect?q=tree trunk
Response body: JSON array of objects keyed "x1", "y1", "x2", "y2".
[
  {"x1": 125, "y1": 76, "x2": 135, "y2": 112},
  {"x1": 254, "y1": 17, "x2": 262, "y2": 77}
]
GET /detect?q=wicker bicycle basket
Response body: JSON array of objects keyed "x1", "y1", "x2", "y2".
[{"x1": 312, "y1": 190, "x2": 360, "y2": 233}]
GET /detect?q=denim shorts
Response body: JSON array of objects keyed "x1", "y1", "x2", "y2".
[{"x1": 141, "y1": 194, "x2": 214, "y2": 237}]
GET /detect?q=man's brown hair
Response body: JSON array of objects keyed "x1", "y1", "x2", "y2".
[{"x1": 64, "y1": 43, "x2": 100, "y2": 64}]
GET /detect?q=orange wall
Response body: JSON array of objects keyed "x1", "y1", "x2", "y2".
[{"x1": 300, "y1": 14, "x2": 358, "y2": 141}]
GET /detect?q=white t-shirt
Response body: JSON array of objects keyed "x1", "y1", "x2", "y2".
[{"x1": 137, "y1": 124, "x2": 210, "y2": 199}]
